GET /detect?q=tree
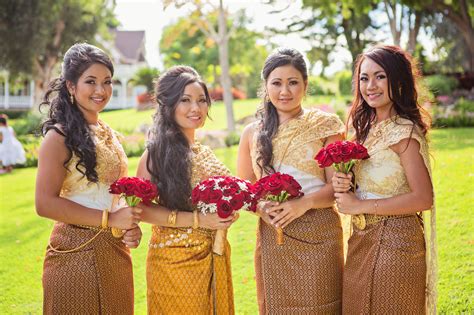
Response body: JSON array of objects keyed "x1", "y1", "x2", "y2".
[
  {"x1": 131, "y1": 67, "x2": 160, "y2": 93},
  {"x1": 403, "y1": 0, "x2": 474, "y2": 71},
  {"x1": 164, "y1": 0, "x2": 237, "y2": 131},
  {"x1": 0, "y1": 0, "x2": 117, "y2": 107}
]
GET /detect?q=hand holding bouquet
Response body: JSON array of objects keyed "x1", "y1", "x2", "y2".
[
  {"x1": 191, "y1": 175, "x2": 256, "y2": 255},
  {"x1": 109, "y1": 177, "x2": 158, "y2": 237},
  {"x1": 253, "y1": 172, "x2": 304, "y2": 245}
]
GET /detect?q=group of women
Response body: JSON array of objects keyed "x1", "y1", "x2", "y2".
[{"x1": 35, "y1": 42, "x2": 436, "y2": 314}]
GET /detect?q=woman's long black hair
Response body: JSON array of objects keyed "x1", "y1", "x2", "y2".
[
  {"x1": 40, "y1": 43, "x2": 114, "y2": 182},
  {"x1": 146, "y1": 66, "x2": 211, "y2": 211}
]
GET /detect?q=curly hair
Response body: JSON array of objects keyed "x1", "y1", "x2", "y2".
[
  {"x1": 146, "y1": 66, "x2": 211, "y2": 212},
  {"x1": 349, "y1": 44, "x2": 431, "y2": 143},
  {"x1": 256, "y1": 47, "x2": 308, "y2": 175},
  {"x1": 40, "y1": 43, "x2": 114, "y2": 182}
]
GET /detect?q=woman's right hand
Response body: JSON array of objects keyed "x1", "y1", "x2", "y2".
[
  {"x1": 109, "y1": 206, "x2": 142, "y2": 230},
  {"x1": 332, "y1": 172, "x2": 352, "y2": 193},
  {"x1": 199, "y1": 212, "x2": 237, "y2": 230},
  {"x1": 256, "y1": 200, "x2": 279, "y2": 225}
]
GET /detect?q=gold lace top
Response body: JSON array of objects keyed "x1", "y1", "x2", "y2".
[
  {"x1": 354, "y1": 116, "x2": 431, "y2": 199},
  {"x1": 60, "y1": 120, "x2": 128, "y2": 195},
  {"x1": 190, "y1": 143, "x2": 231, "y2": 187},
  {"x1": 251, "y1": 109, "x2": 344, "y2": 193}
]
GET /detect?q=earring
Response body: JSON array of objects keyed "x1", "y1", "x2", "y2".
[{"x1": 70, "y1": 94, "x2": 74, "y2": 104}]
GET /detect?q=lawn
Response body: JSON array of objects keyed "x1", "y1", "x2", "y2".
[{"x1": 0, "y1": 128, "x2": 472, "y2": 314}]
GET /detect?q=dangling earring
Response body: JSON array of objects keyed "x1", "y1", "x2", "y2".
[{"x1": 70, "y1": 94, "x2": 74, "y2": 104}]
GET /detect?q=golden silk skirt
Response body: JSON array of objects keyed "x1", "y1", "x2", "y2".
[
  {"x1": 42, "y1": 222, "x2": 134, "y2": 315},
  {"x1": 146, "y1": 226, "x2": 234, "y2": 315},
  {"x1": 343, "y1": 215, "x2": 426, "y2": 314},
  {"x1": 255, "y1": 207, "x2": 343, "y2": 314}
]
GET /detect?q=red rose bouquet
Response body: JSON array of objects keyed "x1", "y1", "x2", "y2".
[
  {"x1": 315, "y1": 140, "x2": 369, "y2": 175},
  {"x1": 109, "y1": 177, "x2": 158, "y2": 237},
  {"x1": 191, "y1": 175, "x2": 256, "y2": 255},
  {"x1": 253, "y1": 172, "x2": 304, "y2": 245}
]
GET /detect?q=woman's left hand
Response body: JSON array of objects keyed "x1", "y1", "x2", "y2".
[
  {"x1": 266, "y1": 198, "x2": 310, "y2": 229},
  {"x1": 334, "y1": 192, "x2": 363, "y2": 215},
  {"x1": 122, "y1": 225, "x2": 143, "y2": 248}
]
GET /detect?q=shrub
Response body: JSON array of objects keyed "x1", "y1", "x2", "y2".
[
  {"x1": 307, "y1": 76, "x2": 334, "y2": 96},
  {"x1": 455, "y1": 98, "x2": 474, "y2": 114},
  {"x1": 11, "y1": 112, "x2": 43, "y2": 136},
  {"x1": 424, "y1": 75, "x2": 458, "y2": 96},
  {"x1": 224, "y1": 132, "x2": 240, "y2": 147},
  {"x1": 336, "y1": 71, "x2": 353, "y2": 95}
]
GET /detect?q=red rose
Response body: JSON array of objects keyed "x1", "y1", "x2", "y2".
[
  {"x1": 208, "y1": 189, "x2": 223, "y2": 203},
  {"x1": 327, "y1": 142, "x2": 343, "y2": 163},
  {"x1": 353, "y1": 143, "x2": 370, "y2": 160},
  {"x1": 217, "y1": 200, "x2": 233, "y2": 218},
  {"x1": 314, "y1": 148, "x2": 334, "y2": 168},
  {"x1": 230, "y1": 193, "x2": 245, "y2": 210},
  {"x1": 340, "y1": 141, "x2": 356, "y2": 163}
]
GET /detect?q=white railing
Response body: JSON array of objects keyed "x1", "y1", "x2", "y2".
[{"x1": 0, "y1": 96, "x2": 136, "y2": 110}]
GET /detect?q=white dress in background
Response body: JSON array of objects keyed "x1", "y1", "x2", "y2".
[{"x1": 0, "y1": 126, "x2": 26, "y2": 166}]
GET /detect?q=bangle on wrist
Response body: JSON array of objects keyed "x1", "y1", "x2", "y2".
[
  {"x1": 167, "y1": 210, "x2": 177, "y2": 226},
  {"x1": 193, "y1": 210, "x2": 199, "y2": 229},
  {"x1": 101, "y1": 208, "x2": 109, "y2": 229}
]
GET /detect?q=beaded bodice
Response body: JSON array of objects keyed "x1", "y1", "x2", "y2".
[
  {"x1": 190, "y1": 143, "x2": 231, "y2": 186},
  {"x1": 354, "y1": 116, "x2": 431, "y2": 199},
  {"x1": 60, "y1": 120, "x2": 128, "y2": 195}
]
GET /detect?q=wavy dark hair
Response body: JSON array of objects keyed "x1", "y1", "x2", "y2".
[
  {"x1": 256, "y1": 47, "x2": 308, "y2": 175},
  {"x1": 40, "y1": 43, "x2": 114, "y2": 182},
  {"x1": 349, "y1": 44, "x2": 431, "y2": 143},
  {"x1": 146, "y1": 66, "x2": 211, "y2": 212}
]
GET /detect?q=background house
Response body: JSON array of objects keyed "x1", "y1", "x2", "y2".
[{"x1": 0, "y1": 30, "x2": 148, "y2": 111}]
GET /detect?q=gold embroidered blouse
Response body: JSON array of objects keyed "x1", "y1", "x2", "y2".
[
  {"x1": 251, "y1": 109, "x2": 345, "y2": 193},
  {"x1": 60, "y1": 120, "x2": 128, "y2": 198},
  {"x1": 354, "y1": 116, "x2": 431, "y2": 200}
]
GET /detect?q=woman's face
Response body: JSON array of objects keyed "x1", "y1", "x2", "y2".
[
  {"x1": 359, "y1": 58, "x2": 393, "y2": 112},
  {"x1": 174, "y1": 82, "x2": 209, "y2": 131},
  {"x1": 68, "y1": 63, "x2": 113, "y2": 121},
  {"x1": 265, "y1": 64, "x2": 307, "y2": 113}
]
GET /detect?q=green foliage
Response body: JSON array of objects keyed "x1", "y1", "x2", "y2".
[
  {"x1": 224, "y1": 132, "x2": 240, "y2": 147},
  {"x1": 0, "y1": 0, "x2": 116, "y2": 76},
  {"x1": 454, "y1": 98, "x2": 474, "y2": 114},
  {"x1": 336, "y1": 70, "x2": 353, "y2": 95},
  {"x1": 307, "y1": 76, "x2": 336, "y2": 96},
  {"x1": 1, "y1": 129, "x2": 473, "y2": 313},
  {"x1": 131, "y1": 67, "x2": 160, "y2": 92},
  {"x1": 11, "y1": 112, "x2": 42, "y2": 136},
  {"x1": 424, "y1": 75, "x2": 458, "y2": 96}
]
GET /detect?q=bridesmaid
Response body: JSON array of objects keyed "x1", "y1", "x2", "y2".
[
  {"x1": 237, "y1": 47, "x2": 345, "y2": 314},
  {"x1": 333, "y1": 45, "x2": 436, "y2": 313},
  {"x1": 136, "y1": 65, "x2": 237, "y2": 314},
  {"x1": 36, "y1": 43, "x2": 141, "y2": 314}
]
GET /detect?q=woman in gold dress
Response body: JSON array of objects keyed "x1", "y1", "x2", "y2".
[
  {"x1": 237, "y1": 48, "x2": 345, "y2": 314},
  {"x1": 36, "y1": 43, "x2": 142, "y2": 314},
  {"x1": 333, "y1": 45, "x2": 437, "y2": 314},
  {"x1": 136, "y1": 66, "x2": 237, "y2": 314}
]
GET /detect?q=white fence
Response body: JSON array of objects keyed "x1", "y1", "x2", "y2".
[{"x1": 0, "y1": 95, "x2": 137, "y2": 110}]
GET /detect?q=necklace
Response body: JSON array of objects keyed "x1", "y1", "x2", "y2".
[{"x1": 278, "y1": 108, "x2": 304, "y2": 126}]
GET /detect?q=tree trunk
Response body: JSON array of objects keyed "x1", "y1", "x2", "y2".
[
  {"x1": 33, "y1": 55, "x2": 57, "y2": 112},
  {"x1": 407, "y1": 10, "x2": 422, "y2": 54},
  {"x1": 217, "y1": 0, "x2": 235, "y2": 132}
]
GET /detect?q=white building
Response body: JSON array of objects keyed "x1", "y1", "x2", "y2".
[{"x1": 0, "y1": 30, "x2": 148, "y2": 111}]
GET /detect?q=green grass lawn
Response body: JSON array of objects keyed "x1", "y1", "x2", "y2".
[{"x1": 0, "y1": 128, "x2": 473, "y2": 314}]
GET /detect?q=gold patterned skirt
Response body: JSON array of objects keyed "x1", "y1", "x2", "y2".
[
  {"x1": 343, "y1": 215, "x2": 426, "y2": 314},
  {"x1": 255, "y1": 207, "x2": 343, "y2": 314},
  {"x1": 42, "y1": 222, "x2": 134, "y2": 315},
  {"x1": 147, "y1": 226, "x2": 234, "y2": 315}
]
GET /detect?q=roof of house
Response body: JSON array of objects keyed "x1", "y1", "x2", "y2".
[{"x1": 113, "y1": 30, "x2": 146, "y2": 64}]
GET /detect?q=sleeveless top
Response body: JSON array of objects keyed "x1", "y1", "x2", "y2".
[{"x1": 60, "y1": 120, "x2": 128, "y2": 212}]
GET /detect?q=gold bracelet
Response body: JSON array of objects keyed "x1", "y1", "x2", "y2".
[
  {"x1": 374, "y1": 200, "x2": 379, "y2": 216},
  {"x1": 167, "y1": 210, "x2": 177, "y2": 226},
  {"x1": 101, "y1": 208, "x2": 109, "y2": 229},
  {"x1": 193, "y1": 210, "x2": 199, "y2": 229}
]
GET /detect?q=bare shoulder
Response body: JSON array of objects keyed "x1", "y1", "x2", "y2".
[{"x1": 242, "y1": 121, "x2": 258, "y2": 140}]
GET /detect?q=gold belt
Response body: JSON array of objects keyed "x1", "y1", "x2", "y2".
[{"x1": 351, "y1": 214, "x2": 413, "y2": 230}]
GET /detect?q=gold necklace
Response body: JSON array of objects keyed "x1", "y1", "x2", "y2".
[{"x1": 278, "y1": 108, "x2": 304, "y2": 126}]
